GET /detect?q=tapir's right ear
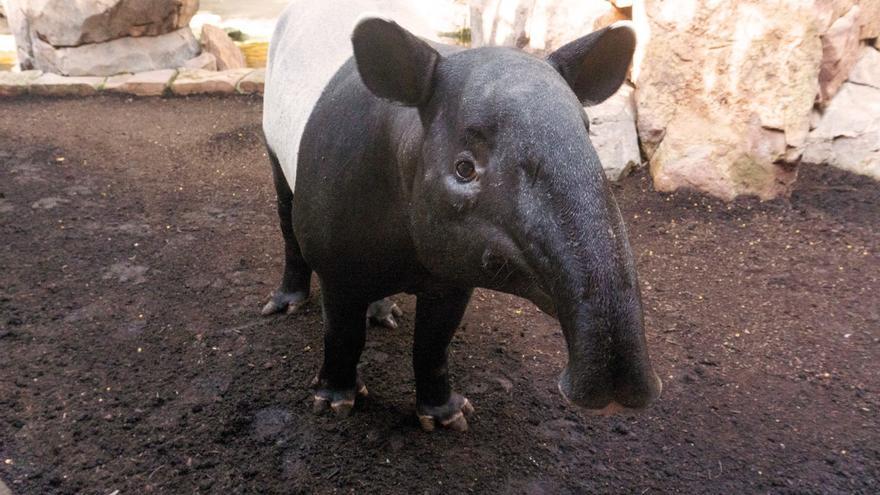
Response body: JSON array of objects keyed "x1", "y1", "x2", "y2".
[{"x1": 352, "y1": 17, "x2": 440, "y2": 107}]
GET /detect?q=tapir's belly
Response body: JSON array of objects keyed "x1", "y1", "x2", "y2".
[{"x1": 263, "y1": 0, "x2": 439, "y2": 194}]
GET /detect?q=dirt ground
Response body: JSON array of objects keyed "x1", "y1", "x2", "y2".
[{"x1": 0, "y1": 96, "x2": 877, "y2": 494}]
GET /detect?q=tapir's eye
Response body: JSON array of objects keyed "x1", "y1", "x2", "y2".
[{"x1": 455, "y1": 159, "x2": 477, "y2": 182}]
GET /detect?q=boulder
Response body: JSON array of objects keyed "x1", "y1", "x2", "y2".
[
  {"x1": 200, "y1": 24, "x2": 246, "y2": 71},
  {"x1": 0, "y1": 69, "x2": 41, "y2": 96},
  {"x1": 469, "y1": 0, "x2": 622, "y2": 52},
  {"x1": 635, "y1": 0, "x2": 822, "y2": 200},
  {"x1": 171, "y1": 68, "x2": 251, "y2": 95},
  {"x1": 8, "y1": 0, "x2": 198, "y2": 47},
  {"x1": 818, "y1": 5, "x2": 862, "y2": 104},
  {"x1": 587, "y1": 84, "x2": 641, "y2": 181},
  {"x1": 32, "y1": 27, "x2": 199, "y2": 76},
  {"x1": 183, "y1": 52, "x2": 217, "y2": 71},
  {"x1": 3, "y1": 0, "x2": 200, "y2": 74},
  {"x1": 848, "y1": 45, "x2": 880, "y2": 87},
  {"x1": 237, "y1": 68, "x2": 265, "y2": 95},
  {"x1": 804, "y1": 48, "x2": 880, "y2": 179},
  {"x1": 29, "y1": 72, "x2": 104, "y2": 96}
]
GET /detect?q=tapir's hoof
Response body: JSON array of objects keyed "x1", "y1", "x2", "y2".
[
  {"x1": 367, "y1": 298, "x2": 403, "y2": 329},
  {"x1": 310, "y1": 375, "x2": 368, "y2": 418},
  {"x1": 261, "y1": 290, "x2": 309, "y2": 316},
  {"x1": 417, "y1": 393, "x2": 474, "y2": 432}
]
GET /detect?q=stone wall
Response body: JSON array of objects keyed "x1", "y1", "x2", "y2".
[
  {"x1": 469, "y1": 0, "x2": 880, "y2": 197},
  {"x1": 2, "y1": 0, "x2": 200, "y2": 75}
]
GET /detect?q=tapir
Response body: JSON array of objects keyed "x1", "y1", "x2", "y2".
[{"x1": 262, "y1": 1, "x2": 662, "y2": 431}]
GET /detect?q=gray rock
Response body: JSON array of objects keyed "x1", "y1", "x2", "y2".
[
  {"x1": 804, "y1": 81, "x2": 880, "y2": 179},
  {"x1": 587, "y1": 84, "x2": 641, "y2": 181},
  {"x1": 848, "y1": 45, "x2": 880, "y2": 89},
  {"x1": 32, "y1": 27, "x2": 199, "y2": 76},
  {"x1": 5, "y1": 0, "x2": 198, "y2": 46}
]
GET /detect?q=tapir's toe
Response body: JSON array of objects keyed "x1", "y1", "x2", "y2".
[
  {"x1": 261, "y1": 289, "x2": 309, "y2": 316},
  {"x1": 367, "y1": 298, "x2": 403, "y2": 329},
  {"x1": 311, "y1": 375, "x2": 368, "y2": 418},
  {"x1": 417, "y1": 393, "x2": 474, "y2": 432}
]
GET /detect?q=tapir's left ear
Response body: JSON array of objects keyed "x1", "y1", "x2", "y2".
[
  {"x1": 352, "y1": 17, "x2": 440, "y2": 106},
  {"x1": 547, "y1": 22, "x2": 636, "y2": 106}
]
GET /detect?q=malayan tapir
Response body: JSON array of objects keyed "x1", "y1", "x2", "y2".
[{"x1": 262, "y1": 0, "x2": 662, "y2": 431}]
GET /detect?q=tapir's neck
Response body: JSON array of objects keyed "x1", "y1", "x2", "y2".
[{"x1": 385, "y1": 106, "x2": 427, "y2": 206}]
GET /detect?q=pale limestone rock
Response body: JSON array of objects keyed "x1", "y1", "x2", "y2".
[
  {"x1": 0, "y1": 69, "x2": 41, "y2": 96},
  {"x1": 29, "y1": 72, "x2": 104, "y2": 96},
  {"x1": 171, "y1": 68, "x2": 251, "y2": 96},
  {"x1": 237, "y1": 68, "x2": 265, "y2": 95},
  {"x1": 184, "y1": 52, "x2": 218, "y2": 71},
  {"x1": 804, "y1": 62, "x2": 880, "y2": 179},
  {"x1": 819, "y1": 5, "x2": 862, "y2": 104},
  {"x1": 469, "y1": 0, "x2": 620, "y2": 52},
  {"x1": 102, "y1": 73, "x2": 133, "y2": 92},
  {"x1": 636, "y1": 0, "x2": 822, "y2": 200},
  {"x1": 848, "y1": 45, "x2": 880, "y2": 87},
  {"x1": 200, "y1": 24, "x2": 245, "y2": 71},
  {"x1": 13, "y1": 0, "x2": 198, "y2": 46},
  {"x1": 107, "y1": 69, "x2": 176, "y2": 96},
  {"x1": 32, "y1": 27, "x2": 199, "y2": 76},
  {"x1": 587, "y1": 84, "x2": 641, "y2": 181}
]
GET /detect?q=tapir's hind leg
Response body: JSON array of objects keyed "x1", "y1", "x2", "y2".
[{"x1": 261, "y1": 149, "x2": 313, "y2": 316}]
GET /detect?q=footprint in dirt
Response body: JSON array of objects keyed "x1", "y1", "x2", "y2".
[
  {"x1": 103, "y1": 262, "x2": 149, "y2": 285},
  {"x1": 0, "y1": 198, "x2": 14, "y2": 213},
  {"x1": 31, "y1": 196, "x2": 70, "y2": 210}
]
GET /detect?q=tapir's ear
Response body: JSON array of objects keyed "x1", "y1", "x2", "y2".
[
  {"x1": 352, "y1": 17, "x2": 440, "y2": 106},
  {"x1": 547, "y1": 22, "x2": 636, "y2": 106}
]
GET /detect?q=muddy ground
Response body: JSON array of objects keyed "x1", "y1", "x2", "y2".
[{"x1": 0, "y1": 96, "x2": 878, "y2": 494}]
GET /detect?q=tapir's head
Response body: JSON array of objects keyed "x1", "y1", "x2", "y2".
[{"x1": 352, "y1": 19, "x2": 661, "y2": 414}]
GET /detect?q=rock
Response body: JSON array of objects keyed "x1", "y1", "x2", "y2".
[
  {"x1": 0, "y1": 477, "x2": 12, "y2": 495},
  {"x1": 0, "y1": 70, "x2": 42, "y2": 96},
  {"x1": 102, "y1": 73, "x2": 134, "y2": 92},
  {"x1": 29, "y1": 73, "x2": 104, "y2": 96},
  {"x1": 9, "y1": 0, "x2": 198, "y2": 47},
  {"x1": 587, "y1": 84, "x2": 641, "y2": 181},
  {"x1": 184, "y1": 52, "x2": 218, "y2": 71},
  {"x1": 237, "y1": 69, "x2": 265, "y2": 95},
  {"x1": 106, "y1": 69, "x2": 176, "y2": 97},
  {"x1": 818, "y1": 5, "x2": 862, "y2": 104},
  {"x1": 200, "y1": 24, "x2": 246, "y2": 71},
  {"x1": 32, "y1": 27, "x2": 200, "y2": 77},
  {"x1": 848, "y1": 45, "x2": 880, "y2": 88},
  {"x1": 171, "y1": 68, "x2": 252, "y2": 96},
  {"x1": 636, "y1": 0, "x2": 821, "y2": 200},
  {"x1": 470, "y1": 0, "x2": 620, "y2": 52},
  {"x1": 804, "y1": 71, "x2": 880, "y2": 179},
  {"x1": 859, "y1": 0, "x2": 880, "y2": 39}
]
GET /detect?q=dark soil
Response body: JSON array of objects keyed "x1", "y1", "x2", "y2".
[{"x1": 0, "y1": 96, "x2": 878, "y2": 494}]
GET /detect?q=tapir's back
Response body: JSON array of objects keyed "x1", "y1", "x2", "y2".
[{"x1": 263, "y1": 0, "x2": 439, "y2": 193}]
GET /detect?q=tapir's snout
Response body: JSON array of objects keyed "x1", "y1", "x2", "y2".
[{"x1": 558, "y1": 365, "x2": 662, "y2": 415}]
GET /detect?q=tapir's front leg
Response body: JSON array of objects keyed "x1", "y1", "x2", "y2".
[
  {"x1": 413, "y1": 287, "x2": 475, "y2": 432},
  {"x1": 311, "y1": 285, "x2": 369, "y2": 417}
]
